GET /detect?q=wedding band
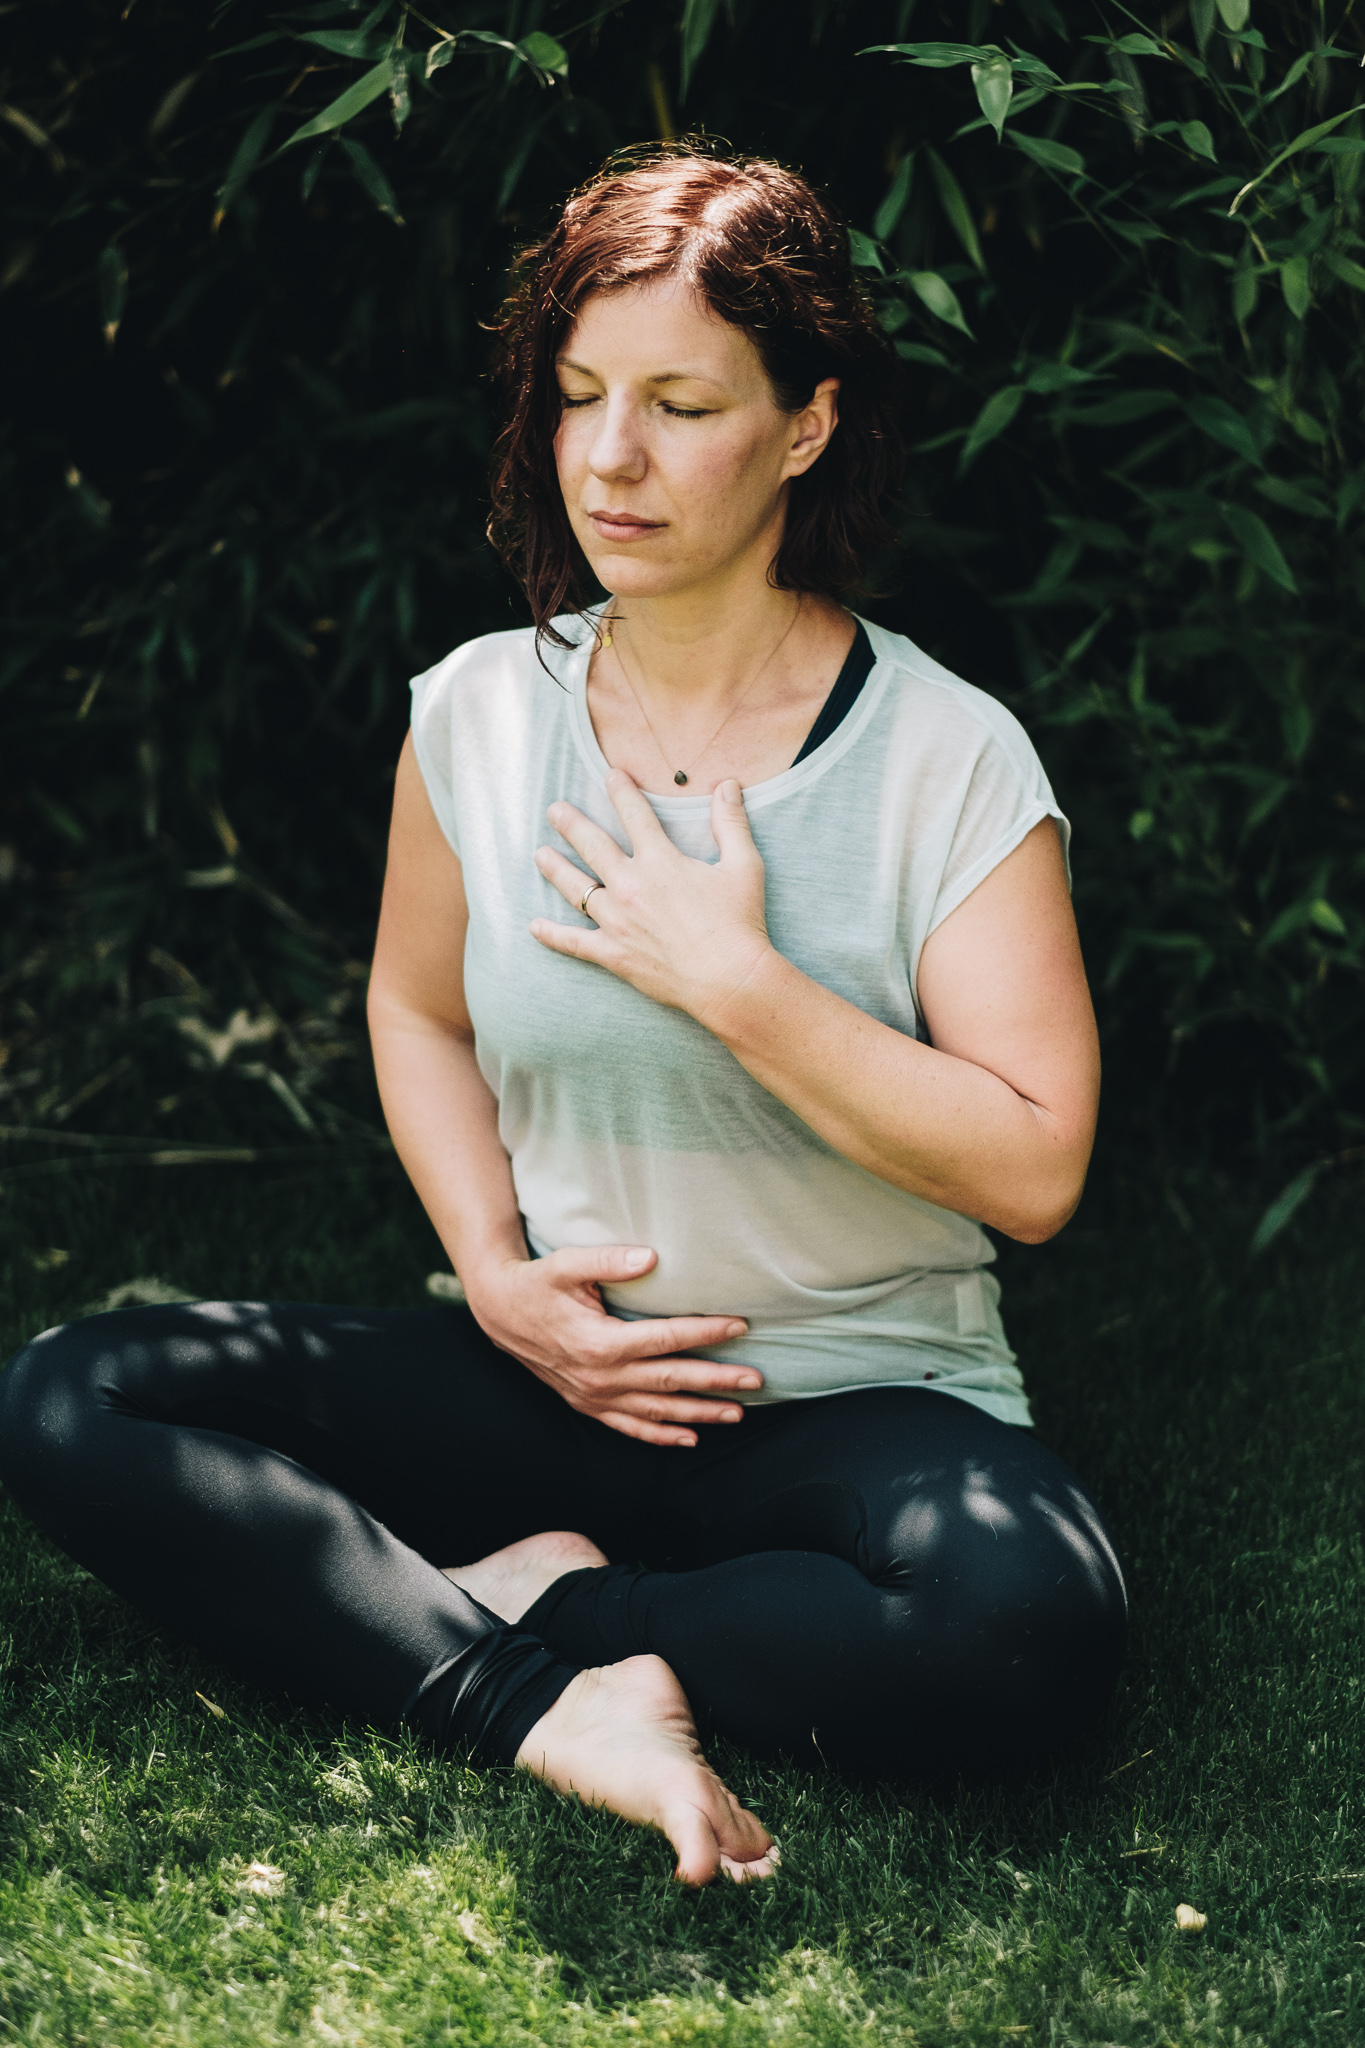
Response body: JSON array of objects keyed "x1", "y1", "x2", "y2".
[{"x1": 580, "y1": 882, "x2": 603, "y2": 918}]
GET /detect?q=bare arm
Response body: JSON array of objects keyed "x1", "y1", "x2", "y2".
[
  {"x1": 532, "y1": 777, "x2": 1100, "y2": 1244},
  {"x1": 367, "y1": 737, "x2": 762, "y2": 1446},
  {"x1": 367, "y1": 737, "x2": 528, "y2": 1284}
]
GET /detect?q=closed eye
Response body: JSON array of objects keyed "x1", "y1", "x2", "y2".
[{"x1": 557, "y1": 393, "x2": 713, "y2": 420}]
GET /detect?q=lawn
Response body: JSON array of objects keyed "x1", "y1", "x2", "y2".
[{"x1": 0, "y1": 1149, "x2": 1361, "y2": 2045}]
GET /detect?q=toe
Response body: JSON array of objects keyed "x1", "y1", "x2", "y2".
[
  {"x1": 719, "y1": 1848, "x2": 779, "y2": 1884},
  {"x1": 714, "y1": 1788, "x2": 774, "y2": 1867},
  {"x1": 668, "y1": 1804, "x2": 725, "y2": 1887}
]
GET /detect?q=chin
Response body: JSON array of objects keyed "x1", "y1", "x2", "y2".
[{"x1": 584, "y1": 555, "x2": 691, "y2": 598}]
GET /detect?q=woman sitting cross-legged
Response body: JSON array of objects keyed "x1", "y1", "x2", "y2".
[{"x1": 0, "y1": 145, "x2": 1125, "y2": 1886}]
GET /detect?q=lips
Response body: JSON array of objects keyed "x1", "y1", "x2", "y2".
[{"x1": 587, "y1": 510, "x2": 666, "y2": 540}]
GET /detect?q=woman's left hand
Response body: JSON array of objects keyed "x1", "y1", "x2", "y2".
[{"x1": 531, "y1": 770, "x2": 773, "y2": 1028}]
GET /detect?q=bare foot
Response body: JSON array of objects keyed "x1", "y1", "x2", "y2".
[
  {"x1": 443, "y1": 1529, "x2": 607, "y2": 1623},
  {"x1": 515, "y1": 1653, "x2": 779, "y2": 1887}
]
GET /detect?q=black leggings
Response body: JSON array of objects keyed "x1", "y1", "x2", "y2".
[{"x1": 0, "y1": 1301, "x2": 1127, "y2": 1774}]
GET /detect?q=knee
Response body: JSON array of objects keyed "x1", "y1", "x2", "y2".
[
  {"x1": 943, "y1": 1502, "x2": 1128, "y2": 1759},
  {"x1": 868, "y1": 1483, "x2": 1127, "y2": 1765},
  {"x1": 0, "y1": 1316, "x2": 120, "y2": 1487}
]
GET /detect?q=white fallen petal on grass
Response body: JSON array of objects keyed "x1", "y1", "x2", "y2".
[
  {"x1": 1175, "y1": 1902, "x2": 1207, "y2": 1932},
  {"x1": 426, "y1": 1271, "x2": 467, "y2": 1305},
  {"x1": 82, "y1": 1276, "x2": 196, "y2": 1314},
  {"x1": 239, "y1": 1861, "x2": 286, "y2": 1898}
]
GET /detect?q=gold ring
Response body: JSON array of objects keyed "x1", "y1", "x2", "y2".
[{"x1": 580, "y1": 882, "x2": 603, "y2": 918}]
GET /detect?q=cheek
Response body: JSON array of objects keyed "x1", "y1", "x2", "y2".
[
  {"x1": 684, "y1": 425, "x2": 787, "y2": 526},
  {"x1": 553, "y1": 416, "x2": 580, "y2": 486}
]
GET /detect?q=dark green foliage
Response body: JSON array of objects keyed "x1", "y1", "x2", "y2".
[
  {"x1": 2, "y1": 1159, "x2": 1364, "y2": 2039},
  {"x1": 1, "y1": 0, "x2": 1362, "y2": 1170}
]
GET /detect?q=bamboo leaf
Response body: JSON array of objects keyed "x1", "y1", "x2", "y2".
[
  {"x1": 873, "y1": 154, "x2": 915, "y2": 242},
  {"x1": 1010, "y1": 131, "x2": 1086, "y2": 178},
  {"x1": 518, "y1": 33, "x2": 568, "y2": 80},
  {"x1": 1215, "y1": 0, "x2": 1250, "y2": 28},
  {"x1": 958, "y1": 385, "x2": 1025, "y2": 473},
  {"x1": 862, "y1": 41, "x2": 992, "y2": 68},
  {"x1": 98, "y1": 245, "x2": 127, "y2": 348},
  {"x1": 1221, "y1": 502, "x2": 1297, "y2": 591},
  {"x1": 1084, "y1": 33, "x2": 1167, "y2": 57},
  {"x1": 293, "y1": 30, "x2": 390, "y2": 61},
  {"x1": 1322, "y1": 247, "x2": 1365, "y2": 291},
  {"x1": 680, "y1": 0, "x2": 724, "y2": 100},
  {"x1": 1066, "y1": 389, "x2": 1177, "y2": 425},
  {"x1": 926, "y1": 148, "x2": 985, "y2": 271},
  {"x1": 339, "y1": 137, "x2": 403, "y2": 224},
  {"x1": 1228, "y1": 105, "x2": 1364, "y2": 215},
  {"x1": 1025, "y1": 362, "x2": 1100, "y2": 392},
  {"x1": 213, "y1": 106, "x2": 276, "y2": 230},
  {"x1": 970, "y1": 49, "x2": 1013, "y2": 142},
  {"x1": 280, "y1": 59, "x2": 394, "y2": 150},
  {"x1": 1186, "y1": 395, "x2": 1263, "y2": 465},
  {"x1": 1179, "y1": 121, "x2": 1216, "y2": 161},
  {"x1": 1263, "y1": 48, "x2": 1316, "y2": 105},
  {"x1": 1249, "y1": 1163, "x2": 1320, "y2": 1257},
  {"x1": 1309, "y1": 899, "x2": 1347, "y2": 936},
  {"x1": 1280, "y1": 254, "x2": 1311, "y2": 319},
  {"x1": 907, "y1": 270, "x2": 973, "y2": 337},
  {"x1": 848, "y1": 229, "x2": 884, "y2": 271}
]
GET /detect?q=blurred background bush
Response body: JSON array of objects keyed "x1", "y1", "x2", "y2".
[{"x1": 2, "y1": 0, "x2": 1362, "y2": 1221}]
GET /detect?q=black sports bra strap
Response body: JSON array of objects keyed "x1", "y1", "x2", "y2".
[{"x1": 791, "y1": 621, "x2": 877, "y2": 767}]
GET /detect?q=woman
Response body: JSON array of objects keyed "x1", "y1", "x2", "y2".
[{"x1": 0, "y1": 148, "x2": 1125, "y2": 1887}]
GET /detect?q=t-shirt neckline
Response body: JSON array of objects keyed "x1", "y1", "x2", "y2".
[{"x1": 565, "y1": 604, "x2": 894, "y2": 812}]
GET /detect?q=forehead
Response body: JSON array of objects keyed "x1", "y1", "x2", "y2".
[{"x1": 559, "y1": 279, "x2": 765, "y2": 386}]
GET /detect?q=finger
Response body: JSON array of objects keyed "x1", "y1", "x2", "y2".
[
  {"x1": 597, "y1": 1411, "x2": 699, "y2": 1449},
  {"x1": 603, "y1": 768, "x2": 670, "y2": 845},
  {"x1": 545, "y1": 799, "x2": 631, "y2": 876},
  {"x1": 613, "y1": 1314, "x2": 756, "y2": 1361},
  {"x1": 548, "y1": 1243, "x2": 659, "y2": 1285},
  {"x1": 604, "y1": 1391, "x2": 747, "y2": 1426},
  {"x1": 709, "y1": 778, "x2": 760, "y2": 863},
  {"x1": 529, "y1": 916, "x2": 611, "y2": 962},
  {"x1": 618, "y1": 1357, "x2": 764, "y2": 1396},
  {"x1": 535, "y1": 845, "x2": 608, "y2": 914}
]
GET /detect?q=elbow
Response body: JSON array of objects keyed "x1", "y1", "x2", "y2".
[{"x1": 990, "y1": 1154, "x2": 1091, "y2": 1246}]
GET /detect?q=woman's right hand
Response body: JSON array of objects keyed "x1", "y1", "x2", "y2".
[{"x1": 462, "y1": 1246, "x2": 762, "y2": 1447}]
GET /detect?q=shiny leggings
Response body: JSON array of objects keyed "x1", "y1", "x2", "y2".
[{"x1": 0, "y1": 1301, "x2": 1127, "y2": 1773}]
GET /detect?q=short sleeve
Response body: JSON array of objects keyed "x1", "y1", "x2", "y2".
[
  {"x1": 409, "y1": 657, "x2": 461, "y2": 860},
  {"x1": 917, "y1": 700, "x2": 1071, "y2": 947}
]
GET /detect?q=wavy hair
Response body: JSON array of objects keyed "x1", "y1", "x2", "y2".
[{"x1": 487, "y1": 142, "x2": 903, "y2": 645}]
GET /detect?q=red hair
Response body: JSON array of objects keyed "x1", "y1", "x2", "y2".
[{"x1": 487, "y1": 143, "x2": 902, "y2": 644}]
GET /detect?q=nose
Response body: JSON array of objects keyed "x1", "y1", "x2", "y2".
[{"x1": 587, "y1": 395, "x2": 647, "y2": 485}]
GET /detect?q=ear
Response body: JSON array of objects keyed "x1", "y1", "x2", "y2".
[{"x1": 783, "y1": 377, "x2": 840, "y2": 481}]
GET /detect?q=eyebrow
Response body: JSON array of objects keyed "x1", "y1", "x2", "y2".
[{"x1": 555, "y1": 357, "x2": 726, "y2": 388}]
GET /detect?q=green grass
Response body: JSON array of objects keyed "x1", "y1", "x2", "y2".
[{"x1": 1, "y1": 1154, "x2": 1363, "y2": 2045}]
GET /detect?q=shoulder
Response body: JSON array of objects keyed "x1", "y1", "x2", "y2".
[
  {"x1": 861, "y1": 620, "x2": 1046, "y2": 780},
  {"x1": 411, "y1": 618, "x2": 555, "y2": 704}
]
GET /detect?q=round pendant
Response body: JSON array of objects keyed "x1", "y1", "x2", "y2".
[{"x1": 674, "y1": 769, "x2": 688, "y2": 786}]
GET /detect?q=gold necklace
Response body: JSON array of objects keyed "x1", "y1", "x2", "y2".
[{"x1": 601, "y1": 602, "x2": 801, "y2": 788}]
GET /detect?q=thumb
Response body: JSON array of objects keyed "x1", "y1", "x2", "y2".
[
  {"x1": 552, "y1": 1243, "x2": 657, "y2": 1286},
  {"x1": 710, "y1": 779, "x2": 759, "y2": 861}
]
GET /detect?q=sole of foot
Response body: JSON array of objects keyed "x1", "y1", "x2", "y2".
[
  {"x1": 515, "y1": 1652, "x2": 778, "y2": 1887},
  {"x1": 443, "y1": 1529, "x2": 608, "y2": 1623}
]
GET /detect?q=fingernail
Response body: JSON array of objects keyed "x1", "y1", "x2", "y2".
[
  {"x1": 626, "y1": 1248, "x2": 652, "y2": 1271},
  {"x1": 739, "y1": 1373, "x2": 762, "y2": 1388},
  {"x1": 723, "y1": 1408, "x2": 743, "y2": 1423},
  {"x1": 722, "y1": 779, "x2": 741, "y2": 802},
  {"x1": 725, "y1": 1321, "x2": 747, "y2": 1338}
]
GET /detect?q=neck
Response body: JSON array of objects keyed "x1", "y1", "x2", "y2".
[{"x1": 606, "y1": 562, "x2": 810, "y2": 712}]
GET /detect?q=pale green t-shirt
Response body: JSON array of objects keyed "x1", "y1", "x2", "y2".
[{"x1": 410, "y1": 609, "x2": 1070, "y2": 1428}]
